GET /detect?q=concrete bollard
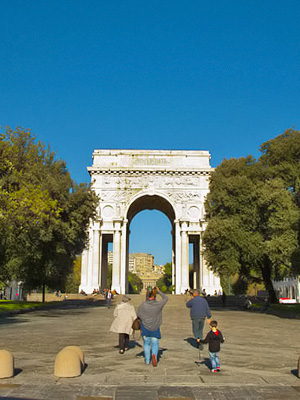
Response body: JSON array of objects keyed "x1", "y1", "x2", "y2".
[
  {"x1": 54, "y1": 348, "x2": 82, "y2": 378},
  {"x1": 64, "y1": 346, "x2": 84, "y2": 368},
  {"x1": 0, "y1": 350, "x2": 14, "y2": 379}
]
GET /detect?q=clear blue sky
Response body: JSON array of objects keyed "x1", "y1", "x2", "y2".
[{"x1": 1, "y1": 1, "x2": 300, "y2": 264}]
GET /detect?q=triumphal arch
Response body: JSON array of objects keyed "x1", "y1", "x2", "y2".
[{"x1": 80, "y1": 150, "x2": 221, "y2": 295}]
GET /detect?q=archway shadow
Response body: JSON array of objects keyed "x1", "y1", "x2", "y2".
[{"x1": 184, "y1": 337, "x2": 198, "y2": 349}]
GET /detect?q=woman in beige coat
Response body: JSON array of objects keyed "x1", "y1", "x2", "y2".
[{"x1": 109, "y1": 295, "x2": 137, "y2": 354}]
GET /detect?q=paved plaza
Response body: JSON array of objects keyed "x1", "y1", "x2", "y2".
[{"x1": 0, "y1": 294, "x2": 300, "y2": 399}]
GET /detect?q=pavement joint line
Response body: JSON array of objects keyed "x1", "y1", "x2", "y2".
[
  {"x1": 77, "y1": 397, "x2": 113, "y2": 400},
  {"x1": 159, "y1": 398, "x2": 195, "y2": 400}
]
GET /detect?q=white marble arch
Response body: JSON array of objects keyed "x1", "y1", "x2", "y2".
[{"x1": 79, "y1": 149, "x2": 221, "y2": 295}]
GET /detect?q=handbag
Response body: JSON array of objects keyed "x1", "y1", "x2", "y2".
[{"x1": 132, "y1": 317, "x2": 141, "y2": 330}]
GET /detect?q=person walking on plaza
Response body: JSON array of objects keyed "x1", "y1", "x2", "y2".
[
  {"x1": 137, "y1": 286, "x2": 168, "y2": 367},
  {"x1": 109, "y1": 295, "x2": 137, "y2": 354},
  {"x1": 106, "y1": 289, "x2": 112, "y2": 308},
  {"x1": 200, "y1": 320, "x2": 225, "y2": 372},
  {"x1": 186, "y1": 289, "x2": 211, "y2": 349}
]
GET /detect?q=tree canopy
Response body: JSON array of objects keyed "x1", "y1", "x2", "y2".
[
  {"x1": 156, "y1": 262, "x2": 172, "y2": 293},
  {"x1": 0, "y1": 127, "x2": 98, "y2": 292},
  {"x1": 203, "y1": 129, "x2": 300, "y2": 302}
]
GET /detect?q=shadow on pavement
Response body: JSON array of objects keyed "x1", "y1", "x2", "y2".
[
  {"x1": 0, "y1": 316, "x2": 28, "y2": 326},
  {"x1": 184, "y1": 337, "x2": 198, "y2": 349},
  {"x1": 135, "y1": 347, "x2": 168, "y2": 361},
  {"x1": 14, "y1": 368, "x2": 23, "y2": 377},
  {"x1": 291, "y1": 369, "x2": 299, "y2": 378},
  {"x1": 195, "y1": 357, "x2": 211, "y2": 370},
  {"x1": 0, "y1": 398, "x2": 38, "y2": 400}
]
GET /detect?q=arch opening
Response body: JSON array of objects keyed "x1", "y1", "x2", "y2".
[
  {"x1": 128, "y1": 209, "x2": 173, "y2": 293},
  {"x1": 127, "y1": 195, "x2": 176, "y2": 226},
  {"x1": 125, "y1": 195, "x2": 176, "y2": 294}
]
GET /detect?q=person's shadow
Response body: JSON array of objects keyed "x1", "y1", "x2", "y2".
[
  {"x1": 135, "y1": 347, "x2": 168, "y2": 361},
  {"x1": 113, "y1": 340, "x2": 143, "y2": 351},
  {"x1": 128, "y1": 340, "x2": 143, "y2": 350},
  {"x1": 184, "y1": 337, "x2": 198, "y2": 349},
  {"x1": 195, "y1": 357, "x2": 211, "y2": 370}
]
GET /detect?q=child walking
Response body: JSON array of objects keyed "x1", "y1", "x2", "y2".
[{"x1": 201, "y1": 320, "x2": 224, "y2": 373}]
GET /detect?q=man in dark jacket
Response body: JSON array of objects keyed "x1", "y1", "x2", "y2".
[
  {"x1": 138, "y1": 287, "x2": 168, "y2": 367},
  {"x1": 186, "y1": 289, "x2": 211, "y2": 349}
]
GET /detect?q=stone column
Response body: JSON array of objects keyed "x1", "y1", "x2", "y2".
[
  {"x1": 87, "y1": 228, "x2": 94, "y2": 293},
  {"x1": 175, "y1": 221, "x2": 182, "y2": 294},
  {"x1": 79, "y1": 248, "x2": 88, "y2": 293},
  {"x1": 112, "y1": 220, "x2": 122, "y2": 294},
  {"x1": 101, "y1": 236, "x2": 108, "y2": 289},
  {"x1": 193, "y1": 236, "x2": 200, "y2": 290},
  {"x1": 200, "y1": 233, "x2": 204, "y2": 290},
  {"x1": 91, "y1": 229, "x2": 100, "y2": 289},
  {"x1": 120, "y1": 220, "x2": 128, "y2": 294},
  {"x1": 98, "y1": 232, "x2": 102, "y2": 288},
  {"x1": 181, "y1": 221, "x2": 189, "y2": 293},
  {"x1": 171, "y1": 228, "x2": 175, "y2": 294}
]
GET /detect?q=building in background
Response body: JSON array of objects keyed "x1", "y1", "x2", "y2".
[
  {"x1": 272, "y1": 276, "x2": 300, "y2": 303},
  {"x1": 108, "y1": 251, "x2": 163, "y2": 291}
]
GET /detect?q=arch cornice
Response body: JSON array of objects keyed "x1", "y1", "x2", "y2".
[{"x1": 88, "y1": 168, "x2": 212, "y2": 176}]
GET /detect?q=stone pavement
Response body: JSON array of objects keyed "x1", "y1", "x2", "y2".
[{"x1": 0, "y1": 294, "x2": 299, "y2": 399}]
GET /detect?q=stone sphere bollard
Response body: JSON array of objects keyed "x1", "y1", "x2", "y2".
[
  {"x1": 64, "y1": 346, "x2": 84, "y2": 368},
  {"x1": 54, "y1": 348, "x2": 82, "y2": 378},
  {"x1": 0, "y1": 350, "x2": 14, "y2": 379}
]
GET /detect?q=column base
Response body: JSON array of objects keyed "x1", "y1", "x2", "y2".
[
  {"x1": 179, "y1": 285, "x2": 190, "y2": 294},
  {"x1": 111, "y1": 285, "x2": 122, "y2": 295},
  {"x1": 78, "y1": 285, "x2": 98, "y2": 295}
]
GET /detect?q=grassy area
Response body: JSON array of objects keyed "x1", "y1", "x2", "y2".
[
  {"x1": 0, "y1": 300, "x2": 48, "y2": 312},
  {"x1": 269, "y1": 303, "x2": 300, "y2": 314},
  {"x1": 252, "y1": 302, "x2": 300, "y2": 316}
]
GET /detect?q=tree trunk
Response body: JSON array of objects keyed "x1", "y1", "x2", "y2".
[
  {"x1": 261, "y1": 257, "x2": 277, "y2": 303},
  {"x1": 42, "y1": 283, "x2": 45, "y2": 303}
]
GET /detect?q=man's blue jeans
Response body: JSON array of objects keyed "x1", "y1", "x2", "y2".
[
  {"x1": 142, "y1": 336, "x2": 159, "y2": 364},
  {"x1": 191, "y1": 317, "x2": 205, "y2": 340},
  {"x1": 209, "y1": 351, "x2": 220, "y2": 370}
]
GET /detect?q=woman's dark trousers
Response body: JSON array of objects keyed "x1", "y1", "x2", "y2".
[{"x1": 119, "y1": 333, "x2": 129, "y2": 351}]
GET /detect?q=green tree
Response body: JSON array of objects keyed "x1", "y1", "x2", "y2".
[
  {"x1": 156, "y1": 262, "x2": 172, "y2": 293},
  {"x1": 203, "y1": 155, "x2": 298, "y2": 302},
  {"x1": 128, "y1": 271, "x2": 143, "y2": 294},
  {"x1": 0, "y1": 127, "x2": 98, "y2": 295},
  {"x1": 259, "y1": 129, "x2": 300, "y2": 275},
  {"x1": 65, "y1": 256, "x2": 82, "y2": 293}
]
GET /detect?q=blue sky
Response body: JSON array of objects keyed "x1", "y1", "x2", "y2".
[{"x1": 1, "y1": 1, "x2": 300, "y2": 264}]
